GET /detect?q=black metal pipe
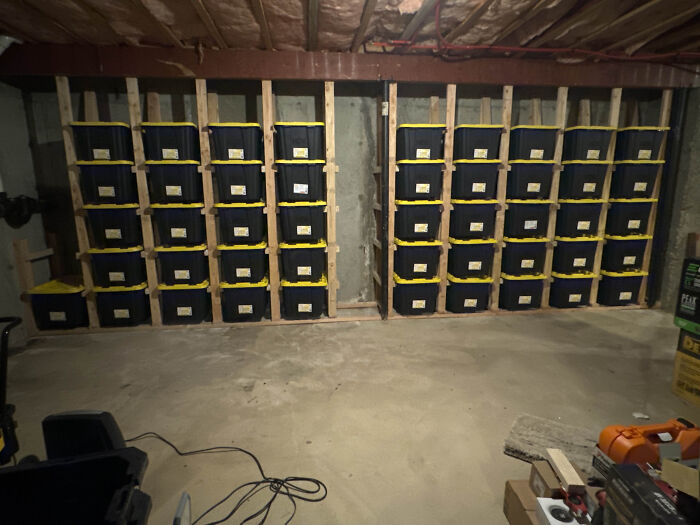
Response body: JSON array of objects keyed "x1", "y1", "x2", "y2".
[
  {"x1": 380, "y1": 81, "x2": 390, "y2": 319},
  {"x1": 0, "y1": 317, "x2": 22, "y2": 409}
]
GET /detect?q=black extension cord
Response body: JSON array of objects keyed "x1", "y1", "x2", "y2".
[{"x1": 125, "y1": 432, "x2": 327, "y2": 525}]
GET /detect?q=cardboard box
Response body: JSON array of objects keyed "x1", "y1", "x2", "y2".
[
  {"x1": 529, "y1": 461, "x2": 561, "y2": 498},
  {"x1": 674, "y1": 258, "x2": 700, "y2": 335},
  {"x1": 661, "y1": 458, "x2": 700, "y2": 499},
  {"x1": 504, "y1": 480, "x2": 538, "y2": 525},
  {"x1": 672, "y1": 329, "x2": 700, "y2": 407}
]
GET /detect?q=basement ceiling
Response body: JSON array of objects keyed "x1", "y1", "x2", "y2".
[{"x1": 0, "y1": 0, "x2": 699, "y2": 62}]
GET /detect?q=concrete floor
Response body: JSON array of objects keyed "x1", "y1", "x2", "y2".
[{"x1": 8, "y1": 309, "x2": 700, "y2": 524}]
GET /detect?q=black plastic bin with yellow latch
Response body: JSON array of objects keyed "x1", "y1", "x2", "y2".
[
  {"x1": 216, "y1": 202, "x2": 266, "y2": 244},
  {"x1": 276, "y1": 160, "x2": 326, "y2": 202},
  {"x1": 507, "y1": 161, "x2": 554, "y2": 200},
  {"x1": 553, "y1": 236, "x2": 598, "y2": 274},
  {"x1": 78, "y1": 161, "x2": 137, "y2": 204},
  {"x1": 221, "y1": 278, "x2": 269, "y2": 322},
  {"x1": 141, "y1": 122, "x2": 200, "y2": 161},
  {"x1": 453, "y1": 125, "x2": 502, "y2": 160},
  {"x1": 95, "y1": 283, "x2": 149, "y2": 327},
  {"x1": 280, "y1": 240, "x2": 326, "y2": 283},
  {"x1": 282, "y1": 276, "x2": 327, "y2": 319},
  {"x1": 550, "y1": 272, "x2": 596, "y2": 308},
  {"x1": 509, "y1": 126, "x2": 558, "y2": 161},
  {"x1": 449, "y1": 200, "x2": 497, "y2": 240},
  {"x1": 395, "y1": 200, "x2": 442, "y2": 241},
  {"x1": 89, "y1": 245, "x2": 145, "y2": 287},
  {"x1": 451, "y1": 160, "x2": 500, "y2": 200},
  {"x1": 208, "y1": 122, "x2": 263, "y2": 161},
  {"x1": 278, "y1": 201, "x2": 326, "y2": 243},
  {"x1": 70, "y1": 122, "x2": 133, "y2": 161},
  {"x1": 499, "y1": 273, "x2": 546, "y2": 310},
  {"x1": 393, "y1": 238, "x2": 441, "y2": 280},
  {"x1": 213, "y1": 161, "x2": 264, "y2": 204},
  {"x1": 155, "y1": 244, "x2": 209, "y2": 285},
  {"x1": 275, "y1": 122, "x2": 325, "y2": 160},
  {"x1": 562, "y1": 126, "x2": 614, "y2": 161},
  {"x1": 396, "y1": 124, "x2": 445, "y2": 160},
  {"x1": 393, "y1": 274, "x2": 439, "y2": 315},
  {"x1": 151, "y1": 203, "x2": 206, "y2": 246},
  {"x1": 219, "y1": 242, "x2": 268, "y2": 284},
  {"x1": 85, "y1": 203, "x2": 142, "y2": 249},
  {"x1": 146, "y1": 160, "x2": 202, "y2": 204},
  {"x1": 158, "y1": 281, "x2": 211, "y2": 324},
  {"x1": 29, "y1": 280, "x2": 88, "y2": 330},
  {"x1": 446, "y1": 275, "x2": 492, "y2": 313},
  {"x1": 501, "y1": 237, "x2": 548, "y2": 276},
  {"x1": 447, "y1": 238, "x2": 495, "y2": 279},
  {"x1": 559, "y1": 161, "x2": 609, "y2": 200},
  {"x1": 395, "y1": 160, "x2": 443, "y2": 201}
]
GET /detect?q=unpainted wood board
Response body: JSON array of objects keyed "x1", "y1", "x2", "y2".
[
  {"x1": 387, "y1": 82, "x2": 398, "y2": 312},
  {"x1": 324, "y1": 81, "x2": 338, "y2": 317},
  {"x1": 437, "y1": 84, "x2": 456, "y2": 313}
]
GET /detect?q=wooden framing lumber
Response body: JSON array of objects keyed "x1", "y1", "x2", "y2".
[
  {"x1": 250, "y1": 0, "x2": 274, "y2": 50},
  {"x1": 23, "y1": 0, "x2": 89, "y2": 44},
  {"x1": 308, "y1": 0, "x2": 320, "y2": 51},
  {"x1": 578, "y1": 99, "x2": 591, "y2": 127},
  {"x1": 130, "y1": 0, "x2": 184, "y2": 48},
  {"x1": 189, "y1": 0, "x2": 228, "y2": 49},
  {"x1": 351, "y1": 0, "x2": 378, "y2": 53},
  {"x1": 480, "y1": 97, "x2": 492, "y2": 125},
  {"x1": 573, "y1": 0, "x2": 667, "y2": 48},
  {"x1": 429, "y1": 96, "x2": 440, "y2": 125},
  {"x1": 386, "y1": 82, "x2": 398, "y2": 316},
  {"x1": 324, "y1": 81, "x2": 338, "y2": 317},
  {"x1": 444, "y1": 0, "x2": 497, "y2": 42},
  {"x1": 71, "y1": 0, "x2": 124, "y2": 45},
  {"x1": 400, "y1": 0, "x2": 439, "y2": 41},
  {"x1": 546, "y1": 448, "x2": 585, "y2": 495},
  {"x1": 83, "y1": 90, "x2": 98, "y2": 121}
]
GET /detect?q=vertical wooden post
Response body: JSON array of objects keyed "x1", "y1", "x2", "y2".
[
  {"x1": 578, "y1": 99, "x2": 591, "y2": 127},
  {"x1": 261, "y1": 80, "x2": 281, "y2": 320},
  {"x1": 386, "y1": 82, "x2": 398, "y2": 316},
  {"x1": 12, "y1": 239, "x2": 38, "y2": 336},
  {"x1": 480, "y1": 97, "x2": 492, "y2": 125},
  {"x1": 541, "y1": 86, "x2": 568, "y2": 308},
  {"x1": 489, "y1": 85, "x2": 513, "y2": 310},
  {"x1": 84, "y1": 91, "x2": 99, "y2": 121},
  {"x1": 590, "y1": 88, "x2": 622, "y2": 305},
  {"x1": 125, "y1": 78, "x2": 162, "y2": 325},
  {"x1": 429, "y1": 96, "x2": 440, "y2": 125},
  {"x1": 436, "y1": 84, "x2": 457, "y2": 313},
  {"x1": 530, "y1": 98, "x2": 543, "y2": 126},
  {"x1": 195, "y1": 79, "x2": 223, "y2": 323},
  {"x1": 324, "y1": 81, "x2": 338, "y2": 317},
  {"x1": 55, "y1": 76, "x2": 99, "y2": 328},
  {"x1": 146, "y1": 92, "x2": 161, "y2": 121}
]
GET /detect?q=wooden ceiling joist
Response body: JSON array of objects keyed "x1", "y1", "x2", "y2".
[
  {"x1": 0, "y1": 20, "x2": 35, "y2": 44},
  {"x1": 351, "y1": 0, "x2": 378, "y2": 52},
  {"x1": 444, "y1": 0, "x2": 497, "y2": 43},
  {"x1": 640, "y1": 21, "x2": 700, "y2": 53},
  {"x1": 308, "y1": 0, "x2": 319, "y2": 51},
  {"x1": 130, "y1": 0, "x2": 184, "y2": 48},
  {"x1": 20, "y1": 0, "x2": 90, "y2": 44},
  {"x1": 189, "y1": 0, "x2": 228, "y2": 49},
  {"x1": 71, "y1": 0, "x2": 124, "y2": 45},
  {"x1": 250, "y1": 0, "x2": 273, "y2": 50},
  {"x1": 573, "y1": 0, "x2": 667, "y2": 48},
  {"x1": 491, "y1": 0, "x2": 550, "y2": 44},
  {"x1": 399, "y1": 0, "x2": 439, "y2": 41}
]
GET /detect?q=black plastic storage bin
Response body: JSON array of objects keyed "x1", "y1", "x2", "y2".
[
  {"x1": 276, "y1": 160, "x2": 326, "y2": 202},
  {"x1": 615, "y1": 126, "x2": 669, "y2": 161},
  {"x1": 393, "y1": 274, "x2": 440, "y2": 315},
  {"x1": 393, "y1": 239, "x2": 441, "y2": 280},
  {"x1": 448, "y1": 238, "x2": 496, "y2": 278},
  {"x1": 282, "y1": 276, "x2": 327, "y2": 319},
  {"x1": 501, "y1": 237, "x2": 548, "y2": 276},
  {"x1": 598, "y1": 271, "x2": 646, "y2": 306},
  {"x1": 504, "y1": 200, "x2": 550, "y2": 238},
  {"x1": 275, "y1": 122, "x2": 325, "y2": 160},
  {"x1": 94, "y1": 283, "x2": 149, "y2": 327},
  {"x1": 449, "y1": 200, "x2": 497, "y2": 240},
  {"x1": 208, "y1": 122, "x2": 262, "y2": 161},
  {"x1": 141, "y1": 122, "x2": 199, "y2": 161},
  {"x1": 146, "y1": 160, "x2": 202, "y2": 203},
  {"x1": 278, "y1": 201, "x2": 326, "y2": 243},
  {"x1": 446, "y1": 275, "x2": 492, "y2": 313},
  {"x1": 451, "y1": 160, "x2": 500, "y2": 200},
  {"x1": 394, "y1": 200, "x2": 442, "y2": 241},
  {"x1": 212, "y1": 160, "x2": 264, "y2": 203},
  {"x1": 85, "y1": 203, "x2": 142, "y2": 248},
  {"x1": 279, "y1": 240, "x2": 325, "y2": 282},
  {"x1": 559, "y1": 161, "x2": 609, "y2": 199},
  {"x1": 70, "y1": 122, "x2": 133, "y2": 161},
  {"x1": 611, "y1": 161, "x2": 662, "y2": 199},
  {"x1": 219, "y1": 242, "x2": 268, "y2": 284},
  {"x1": 89, "y1": 245, "x2": 145, "y2": 287},
  {"x1": 221, "y1": 278, "x2": 269, "y2": 322},
  {"x1": 396, "y1": 160, "x2": 444, "y2": 201},
  {"x1": 507, "y1": 161, "x2": 554, "y2": 199},
  {"x1": 396, "y1": 124, "x2": 445, "y2": 160},
  {"x1": 151, "y1": 203, "x2": 206, "y2": 246},
  {"x1": 550, "y1": 272, "x2": 595, "y2": 308},
  {"x1": 606, "y1": 199, "x2": 654, "y2": 236},
  {"x1": 158, "y1": 281, "x2": 211, "y2": 324},
  {"x1": 78, "y1": 161, "x2": 137, "y2": 204},
  {"x1": 602, "y1": 234, "x2": 650, "y2": 272},
  {"x1": 553, "y1": 236, "x2": 599, "y2": 274},
  {"x1": 29, "y1": 280, "x2": 88, "y2": 330},
  {"x1": 509, "y1": 126, "x2": 558, "y2": 160},
  {"x1": 216, "y1": 202, "x2": 266, "y2": 244},
  {"x1": 155, "y1": 244, "x2": 209, "y2": 285},
  {"x1": 556, "y1": 200, "x2": 603, "y2": 238},
  {"x1": 499, "y1": 273, "x2": 546, "y2": 310},
  {"x1": 453, "y1": 124, "x2": 502, "y2": 160},
  {"x1": 563, "y1": 126, "x2": 614, "y2": 161}
]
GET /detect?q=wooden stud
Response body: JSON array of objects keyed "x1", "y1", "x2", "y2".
[
  {"x1": 147, "y1": 92, "x2": 161, "y2": 122},
  {"x1": 250, "y1": 0, "x2": 274, "y2": 50},
  {"x1": 261, "y1": 80, "x2": 281, "y2": 320},
  {"x1": 195, "y1": 79, "x2": 223, "y2": 322},
  {"x1": 490, "y1": 85, "x2": 513, "y2": 310},
  {"x1": 308, "y1": 0, "x2": 320, "y2": 51},
  {"x1": 324, "y1": 81, "x2": 338, "y2": 317},
  {"x1": 351, "y1": 0, "x2": 378, "y2": 53},
  {"x1": 130, "y1": 0, "x2": 184, "y2": 48},
  {"x1": 400, "y1": 0, "x2": 439, "y2": 41},
  {"x1": 189, "y1": 0, "x2": 228, "y2": 49},
  {"x1": 530, "y1": 98, "x2": 543, "y2": 126},
  {"x1": 387, "y1": 82, "x2": 398, "y2": 316},
  {"x1": 546, "y1": 448, "x2": 586, "y2": 494},
  {"x1": 612, "y1": 5, "x2": 700, "y2": 55},
  {"x1": 207, "y1": 92, "x2": 219, "y2": 122},
  {"x1": 12, "y1": 239, "x2": 38, "y2": 337},
  {"x1": 480, "y1": 97, "x2": 492, "y2": 125},
  {"x1": 429, "y1": 96, "x2": 440, "y2": 125},
  {"x1": 126, "y1": 77, "x2": 163, "y2": 325},
  {"x1": 55, "y1": 76, "x2": 99, "y2": 328},
  {"x1": 444, "y1": 0, "x2": 497, "y2": 42},
  {"x1": 574, "y1": 0, "x2": 667, "y2": 48},
  {"x1": 437, "y1": 84, "x2": 456, "y2": 313},
  {"x1": 84, "y1": 91, "x2": 99, "y2": 121},
  {"x1": 23, "y1": 0, "x2": 90, "y2": 44},
  {"x1": 578, "y1": 99, "x2": 591, "y2": 126}
]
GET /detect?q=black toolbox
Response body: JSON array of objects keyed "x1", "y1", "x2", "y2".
[
  {"x1": 451, "y1": 160, "x2": 500, "y2": 200},
  {"x1": 506, "y1": 161, "x2": 554, "y2": 200},
  {"x1": 219, "y1": 242, "x2": 268, "y2": 284},
  {"x1": 89, "y1": 245, "x2": 146, "y2": 287},
  {"x1": 78, "y1": 161, "x2": 137, "y2": 204},
  {"x1": 392, "y1": 274, "x2": 440, "y2": 315},
  {"x1": 278, "y1": 201, "x2": 326, "y2": 243},
  {"x1": 221, "y1": 278, "x2": 269, "y2": 322},
  {"x1": 509, "y1": 125, "x2": 558, "y2": 160},
  {"x1": 85, "y1": 203, "x2": 142, "y2": 248},
  {"x1": 396, "y1": 124, "x2": 445, "y2": 160},
  {"x1": 559, "y1": 161, "x2": 608, "y2": 200},
  {"x1": 212, "y1": 160, "x2": 264, "y2": 203},
  {"x1": 446, "y1": 275, "x2": 492, "y2": 313},
  {"x1": 499, "y1": 273, "x2": 546, "y2": 310},
  {"x1": 155, "y1": 244, "x2": 209, "y2": 285},
  {"x1": 562, "y1": 126, "x2": 614, "y2": 161},
  {"x1": 396, "y1": 160, "x2": 444, "y2": 201},
  {"x1": 216, "y1": 202, "x2": 266, "y2": 244},
  {"x1": 610, "y1": 161, "x2": 662, "y2": 199},
  {"x1": 553, "y1": 236, "x2": 599, "y2": 274},
  {"x1": 453, "y1": 124, "x2": 502, "y2": 160},
  {"x1": 141, "y1": 122, "x2": 200, "y2": 161},
  {"x1": 504, "y1": 200, "x2": 550, "y2": 238},
  {"x1": 70, "y1": 121, "x2": 133, "y2": 161},
  {"x1": 447, "y1": 238, "x2": 496, "y2": 279},
  {"x1": 394, "y1": 238, "x2": 441, "y2": 280},
  {"x1": 281, "y1": 276, "x2": 327, "y2": 319},
  {"x1": 449, "y1": 200, "x2": 497, "y2": 240},
  {"x1": 501, "y1": 237, "x2": 548, "y2": 276},
  {"x1": 158, "y1": 281, "x2": 211, "y2": 324},
  {"x1": 146, "y1": 160, "x2": 202, "y2": 203},
  {"x1": 151, "y1": 203, "x2": 206, "y2": 246},
  {"x1": 208, "y1": 122, "x2": 262, "y2": 161},
  {"x1": 550, "y1": 272, "x2": 596, "y2": 308},
  {"x1": 94, "y1": 283, "x2": 149, "y2": 327},
  {"x1": 395, "y1": 200, "x2": 442, "y2": 241},
  {"x1": 556, "y1": 200, "x2": 603, "y2": 238},
  {"x1": 275, "y1": 122, "x2": 325, "y2": 160},
  {"x1": 276, "y1": 160, "x2": 326, "y2": 202},
  {"x1": 615, "y1": 126, "x2": 669, "y2": 161}
]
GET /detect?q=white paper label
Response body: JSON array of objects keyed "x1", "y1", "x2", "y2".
[
  {"x1": 238, "y1": 304, "x2": 253, "y2": 314},
  {"x1": 518, "y1": 295, "x2": 532, "y2": 305},
  {"x1": 294, "y1": 183, "x2": 309, "y2": 194},
  {"x1": 633, "y1": 182, "x2": 648, "y2": 192},
  {"x1": 113, "y1": 308, "x2": 130, "y2": 319},
  {"x1": 414, "y1": 223, "x2": 428, "y2": 233},
  {"x1": 464, "y1": 298, "x2": 478, "y2": 307},
  {"x1": 297, "y1": 266, "x2": 312, "y2": 276},
  {"x1": 236, "y1": 267, "x2": 251, "y2": 278},
  {"x1": 619, "y1": 291, "x2": 633, "y2": 300},
  {"x1": 108, "y1": 271, "x2": 125, "y2": 282},
  {"x1": 93, "y1": 148, "x2": 111, "y2": 160},
  {"x1": 162, "y1": 148, "x2": 179, "y2": 160},
  {"x1": 524, "y1": 220, "x2": 538, "y2": 230},
  {"x1": 627, "y1": 219, "x2": 641, "y2": 230},
  {"x1": 586, "y1": 149, "x2": 600, "y2": 160},
  {"x1": 568, "y1": 293, "x2": 582, "y2": 303},
  {"x1": 415, "y1": 183, "x2": 430, "y2": 194},
  {"x1": 468, "y1": 261, "x2": 482, "y2": 270},
  {"x1": 98, "y1": 186, "x2": 115, "y2": 197},
  {"x1": 177, "y1": 306, "x2": 193, "y2": 317},
  {"x1": 413, "y1": 263, "x2": 428, "y2": 273},
  {"x1": 473, "y1": 148, "x2": 488, "y2": 159},
  {"x1": 470, "y1": 222, "x2": 484, "y2": 232},
  {"x1": 623, "y1": 255, "x2": 637, "y2": 265},
  {"x1": 174, "y1": 269, "x2": 190, "y2": 280},
  {"x1": 583, "y1": 182, "x2": 597, "y2": 193},
  {"x1": 472, "y1": 182, "x2": 486, "y2": 193},
  {"x1": 234, "y1": 227, "x2": 249, "y2": 237},
  {"x1": 527, "y1": 182, "x2": 541, "y2": 193},
  {"x1": 105, "y1": 228, "x2": 122, "y2": 239},
  {"x1": 411, "y1": 299, "x2": 426, "y2": 309},
  {"x1": 637, "y1": 149, "x2": 652, "y2": 160},
  {"x1": 165, "y1": 185, "x2": 182, "y2": 196},
  {"x1": 228, "y1": 148, "x2": 244, "y2": 160},
  {"x1": 529, "y1": 149, "x2": 544, "y2": 160},
  {"x1": 293, "y1": 147, "x2": 309, "y2": 159},
  {"x1": 577, "y1": 220, "x2": 591, "y2": 231},
  {"x1": 230, "y1": 185, "x2": 247, "y2": 196},
  {"x1": 171, "y1": 227, "x2": 187, "y2": 238},
  {"x1": 416, "y1": 148, "x2": 431, "y2": 159},
  {"x1": 521, "y1": 259, "x2": 535, "y2": 269},
  {"x1": 298, "y1": 303, "x2": 313, "y2": 313},
  {"x1": 49, "y1": 311, "x2": 67, "y2": 322},
  {"x1": 297, "y1": 225, "x2": 312, "y2": 235},
  {"x1": 573, "y1": 258, "x2": 587, "y2": 267}
]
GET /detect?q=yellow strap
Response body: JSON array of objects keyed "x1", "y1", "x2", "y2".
[
  {"x1": 395, "y1": 199, "x2": 442, "y2": 205},
  {"x1": 505, "y1": 199, "x2": 553, "y2": 204},
  {"x1": 397, "y1": 159, "x2": 444, "y2": 165},
  {"x1": 278, "y1": 201, "x2": 326, "y2": 207},
  {"x1": 145, "y1": 160, "x2": 199, "y2": 165},
  {"x1": 275, "y1": 121, "x2": 324, "y2": 126},
  {"x1": 397, "y1": 124, "x2": 445, "y2": 128},
  {"x1": 453, "y1": 159, "x2": 501, "y2": 164},
  {"x1": 214, "y1": 201, "x2": 265, "y2": 208},
  {"x1": 275, "y1": 159, "x2": 324, "y2": 165},
  {"x1": 451, "y1": 199, "x2": 498, "y2": 204}
]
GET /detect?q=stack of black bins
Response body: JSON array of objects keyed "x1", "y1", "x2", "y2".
[{"x1": 275, "y1": 122, "x2": 327, "y2": 320}]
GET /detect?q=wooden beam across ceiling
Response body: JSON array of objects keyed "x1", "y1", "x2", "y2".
[
  {"x1": 71, "y1": 0, "x2": 124, "y2": 45},
  {"x1": 308, "y1": 0, "x2": 319, "y2": 51},
  {"x1": 189, "y1": 0, "x2": 228, "y2": 49},
  {"x1": 130, "y1": 0, "x2": 184, "y2": 48},
  {"x1": 444, "y1": 0, "x2": 497, "y2": 42},
  {"x1": 249, "y1": 0, "x2": 273, "y2": 49},
  {"x1": 400, "y1": 0, "x2": 439, "y2": 41},
  {"x1": 573, "y1": 0, "x2": 667, "y2": 48},
  {"x1": 351, "y1": 0, "x2": 378, "y2": 52},
  {"x1": 0, "y1": 20, "x2": 36, "y2": 44},
  {"x1": 20, "y1": 0, "x2": 90, "y2": 44},
  {"x1": 639, "y1": 21, "x2": 700, "y2": 53},
  {"x1": 491, "y1": 0, "x2": 549, "y2": 44}
]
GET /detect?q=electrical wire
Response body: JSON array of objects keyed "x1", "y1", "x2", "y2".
[{"x1": 125, "y1": 432, "x2": 327, "y2": 525}]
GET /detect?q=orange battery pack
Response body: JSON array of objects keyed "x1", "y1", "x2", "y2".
[{"x1": 598, "y1": 418, "x2": 700, "y2": 466}]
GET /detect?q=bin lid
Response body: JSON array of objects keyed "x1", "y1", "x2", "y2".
[
  {"x1": 561, "y1": 160, "x2": 611, "y2": 165},
  {"x1": 275, "y1": 159, "x2": 324, "y2": 164},
  {"x1": 453, "y1": 159, "x2": 501, "y2": 164},
  {"x1": 212, "y1": 160, "x2": 263, "y2": 165},
  {"x1": 214, "y1": 201, "x2": 265, "y2": 208},
  {"x1": 83, "y1": 203, "x2": 139, "y2": 209},
  {"x1": 454, "y1": 124, "x2": 502, "y2": 129},
  {"x1": 70, "y1": 121, "x2": 130, "y2": 128},
  {"x1": 394, "y1": 238, "x2": 441, "y2": 247},
  {"x1": 505, "y1": 199, "x2": 553, "y2": 204},
  {"x1": 88, "y1": 245, "x2": 144, "y2": 253},
  {"x1": 397, "y1": 159, "x2": 444, "y2": 164},
  {"x1": 395, "y1": 199, "x2": 442, "y2": 205},
  {"x1": 220, "y1": 277, "x2": 269, "y2": 288},
  {"x1": 76, "y1": 160, "x2": 134, "y2": 166},
  {"x1": 396, "y1": 124, "x2": 445, "y2": 129},
  {"x1": 94, "y1": 282, "x2": 148, "y2": 292},
  {"x1": 28, "y1": 279, "x2": 84, "y2": 295},
  {"x1": 279, "y1": 240, "x2": 326, "y2": 249},
  {"x1": 451, "y1": 199, "x2": 498, "y2": 205},
  {"x1": 608, "y1": 198, "x2": 657, "y2": 203},
  {"x1": 145, "y1": 160, "x2": 199, "y2": 165},
  {"x1": 503, "y1": 237, "x2": 549, "y2": 243},
  {"x1": 278, "y1": 201, "x2": 326, "y2": 207},
  {"x1": 155, "y1": 244, "x2": 207, "y2": 252},
  {"x1": 393, "y1": 273, "x2": 440, "y2": 284},
  {"x1": 551, "y1": 272, "x2": 597, "y2": 279},
  {"x1": 447, "y1": 273, "x2": 493, "y2": 283},
  {"x1": 604, "y1": 234, "x2": 652, "y2": 240},
  {"x1": 448, "y1": 237, "x2": 496, "y2": 244},
  {"x1": 274, "y1": 121, "x2": 324, "y2": 126},
  {"x1": 158, "y1": 280, "x2": 209, "y2": 290},
  {"x1": 281, "y1": 275, "x2": 328, "y2": 287},
  {"x1": 208, "y1": 122, "x2": 261, "y2": 128},
  {"x1": 600, "y1": 270, "x2": 648, "y2": 277},
  {"x1": 141, "y1": 121, "x2": 197, "y2": 128},
  {"x1": 554, "y1": 236, "x2": 601, "y2": 242},
  {"x1": 501, "y1": 273, "x2": 547, "y2": 280},
  {"x1": 510, "y1": 125, "x2": 558, "y2": 130},
  {"x1": 613, "y1": 160, "x2": 664, "y2": 165},
  {"x1": 218, "y1": 241, "x2": 268, "y2": 250},
  {"x1": 559, "y1": 198, "x2": 604, "y2": 203},
  {"x1": 617, "y1": 126, "x2": 670, "y2": 131},
  {"x1": 564, "y1": 126, "x2": 615, "y2": 131},
  {"x1": 509, "y1": 160, "x2": 556, "y2": 164},
  {"x1": 151, "y1": 202, "x2": 204, "y2": 208}
]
